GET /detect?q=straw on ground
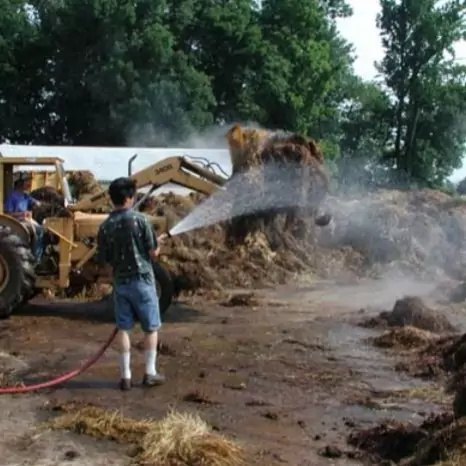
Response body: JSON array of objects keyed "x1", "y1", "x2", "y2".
[{"x1": 47, "y1": 404, "x2": 245, "y2": 466}]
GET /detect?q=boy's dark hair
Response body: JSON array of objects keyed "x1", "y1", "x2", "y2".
[{"x1": 108, "y1": 177, "x2": 137, "y2": 206}]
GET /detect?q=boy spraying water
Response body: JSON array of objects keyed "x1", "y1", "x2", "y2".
[{"x1": 96, "y1": 177, "x2": 166, "y2": 391}]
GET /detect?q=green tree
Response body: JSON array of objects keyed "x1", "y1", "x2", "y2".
[
  {"x1": 31, "y1": 0, "x2": 215, "y2": 145},
  {"x1": 0, "y1": 0, "x2": 359, "y2": 154},
  {"x1": 256, "y1": 0, "x2": 354, "y2": 149},
  {"x1": 337, "y1": 78, "x2": 392, "y2": 188},
  {"x1": 319, "y1": 0, "x2": 353, "y2": 19},
  {"x1": 166, "y1": 0, "x2": 264, "y2": 123},
  {"x1": 376, "y1": 0, "x2": 466, "y2": 185},
  {"x1": 0, "y1": 1, "x2": 46, "y2": 143}
]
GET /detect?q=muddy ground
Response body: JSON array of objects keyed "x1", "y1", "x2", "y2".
[{"x1": 0, "y1": 276, "x2": 463, "y2": 466}]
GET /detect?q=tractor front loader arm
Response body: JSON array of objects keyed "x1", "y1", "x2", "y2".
[{"x1": 70, "y1": 156, "x2": 228, "y2": 212}]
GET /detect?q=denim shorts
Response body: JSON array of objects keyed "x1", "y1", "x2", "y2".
[{"x1": 113, "y1": 275, "x2": 161, "y2": 333}]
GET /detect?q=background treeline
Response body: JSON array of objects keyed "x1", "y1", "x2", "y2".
[{"x1": 1, "y1": 0, "x2": 465, "y2": 189}]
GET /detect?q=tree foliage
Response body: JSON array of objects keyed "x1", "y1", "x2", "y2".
[
  {"x1": 376, "y1": 0, "x2": 466, "y2": 186},
  {"x1": 0, "y1": 0, "x2": 465, "y2": 188}
]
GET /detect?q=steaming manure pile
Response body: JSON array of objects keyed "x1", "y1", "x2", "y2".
[
  {"x1": 160, "y1": 127, "x2": 466, "y2": 295},
  {"x1": 155, "y1": 184, "x2": 466, "y2": 296},
  {"x1": 224, "y1": 124, "x2": 332, "y2": 248},
  {"x1": 27, "y1": 125, "x2": 466, "y2": 297}
]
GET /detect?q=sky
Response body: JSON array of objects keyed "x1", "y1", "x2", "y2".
[{"x1": 1, "y1": 0, "x2": 465, "y2": 184}]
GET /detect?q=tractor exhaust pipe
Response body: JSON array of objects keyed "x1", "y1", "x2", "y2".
[{"x1": 128, "y1": 153, "x2": 138, "y2": 176}]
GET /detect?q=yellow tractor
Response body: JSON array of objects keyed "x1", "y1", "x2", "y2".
[{"x1": 0, "y1": 154, "x2": 227, "y2": 318}]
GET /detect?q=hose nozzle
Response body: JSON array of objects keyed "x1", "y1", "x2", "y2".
[{"x1": 159, "y1": 231, "x2": 171, "y2": 242}]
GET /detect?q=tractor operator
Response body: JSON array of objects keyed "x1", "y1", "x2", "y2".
[
  {"x1": 4, "y1": 177, "x2": 44, "y2": 261},
  {"x1": 96, "y1": 176, "x2": 166, "y2": 391}
]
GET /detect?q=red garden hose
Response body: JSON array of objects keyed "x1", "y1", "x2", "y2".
[{"x1": 0, "y1": 328, "x2": 118, "y2": 394}]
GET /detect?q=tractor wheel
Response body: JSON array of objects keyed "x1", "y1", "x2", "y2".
[
  {"x1": 0, "y1": 227, "x2": 36, "y2": 318},
  {"x1": 153, "y1": 261, "x2": 174, "y2": 316}
]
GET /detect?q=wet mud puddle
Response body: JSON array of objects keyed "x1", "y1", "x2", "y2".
[
  {"x1": 253, "y1": 279, "x2": 449, "y2": 428},
  {"x1": 326, "y1": 323, "x2": 443, "y2": 419}
]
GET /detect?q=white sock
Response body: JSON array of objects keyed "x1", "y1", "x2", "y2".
[
  {"x1": 144, "y1": 349, "x2": 157, "y2": 376},
  {"x1": 119, "y1": 351, "x2": 131, "y2": 379}
]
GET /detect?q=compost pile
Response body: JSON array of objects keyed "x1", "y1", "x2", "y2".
[
  {"x1": 151, "y1": 177, "x2": 466, "y2": 295},
  {"x1": 148, "y1": 193, "x2": 323, "y2": 293},
  {"x1": 348, "y1": 334, "x2": 466, "y2": 465},
  {"x1": 224, "y1": 124, "x2": 331, "y2": 247},
  {"x1": 347, "y1": 411, "x2": 466, "y2": 465},
  {"x1": 150, "y1": 126, "x2": 354, "y2": 294},
  {"x1": 349, "y1": 295, "x2": 466, "y2": 465},
  {"x1": 30, "y1": 126, "x2": 466, "y2": 296},
  {"x1": 321, "y1": 189, "x2": 466, "y2": 281}
]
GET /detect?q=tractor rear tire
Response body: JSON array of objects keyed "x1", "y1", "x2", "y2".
[
  {"x1": 153, "y1": 261, "x2": 174, "y2": 316},
  {"x1": 0, "y1": 227, "x2": 36, "y2": 318}
]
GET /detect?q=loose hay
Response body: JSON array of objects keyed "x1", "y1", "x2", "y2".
[
  {"x1": 394, "y1": 331, "x2": 466, "y2": 381},
  {"x1": 48, "y1": 404, "x2": 148, "y2": 445},
  {"x1": 139, "y1": 411, "x2": 243, "y2": 466},
  {"x1": 47, "y1": 404, "x2": 244, "y2": 466}
]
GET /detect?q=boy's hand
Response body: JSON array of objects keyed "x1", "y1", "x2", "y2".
[
  {"x1": 149, "y1": 247, "x2": 161, "y2": 260},
  {"x1": 158, "y1": 233, "x2": 169, "y2": 242}
]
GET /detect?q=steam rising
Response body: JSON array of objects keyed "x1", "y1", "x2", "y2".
[
  {"x1": 126, "y1": 122, "x2": 265, "y2": 149},
  {"x1": 127, "y1": 121, "x2": 466, "y2": 287}
]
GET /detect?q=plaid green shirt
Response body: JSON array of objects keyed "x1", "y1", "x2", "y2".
[{"x1": 96, "y1": 209, "x2": 157, "y2": 284}]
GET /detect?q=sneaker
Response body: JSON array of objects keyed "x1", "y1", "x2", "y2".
[
  {"x1": 119, "y1": 378, "x2": 132, "y2": 391},
  {"x1": 142, "y1": 373, "x2": 166, "y2": 387}
]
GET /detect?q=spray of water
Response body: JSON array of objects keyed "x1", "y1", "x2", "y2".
[{"x1": 169, "y1": 162, "x2": 320, "y2": 236}]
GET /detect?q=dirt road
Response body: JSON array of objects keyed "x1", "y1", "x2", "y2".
[{"x1": 0, "y1": 277, "x2": 456, "y2": 465}]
